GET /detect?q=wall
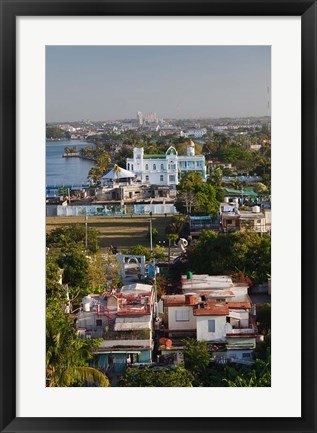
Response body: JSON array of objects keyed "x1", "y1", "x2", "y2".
[
  {"x1": 213, "y1": 350, "x2": 254, "y2": 363},
  {"x1": 139, "y1": 350, "x2": 152, "y2": 363},
  {"x1": 167, "y1": 306, "x2": 196, "y2": 331},
  {"x1": 196, "y1": 315, "x2": 227, "y2": 342},
  {"x1": 55, "y1": 203, "x2": 177, "y2": 216},
  {"x1": 77, "y1": 311, "x2": 100, "y2": 329},
  {"x1": 226, "y1": 336, "x2": 256, "y2": 349},
  {"x1": 100, "y1": 339, "x2": 151, "y2": 348}
]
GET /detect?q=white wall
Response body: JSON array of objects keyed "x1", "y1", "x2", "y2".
[
  {"x1": 168, "y1": 306, "x2": 196, "y2": 330},
  {"x1": 196, "y1": 315, "x2": 227, "y2": 341},
  {"x1": 77, "y1": 311, "x2": 104, "y2": 329}
]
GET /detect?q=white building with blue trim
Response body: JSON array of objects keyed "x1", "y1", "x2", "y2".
[{"x1": 126, "y1": 140, "x2": 206, "y2": 187}]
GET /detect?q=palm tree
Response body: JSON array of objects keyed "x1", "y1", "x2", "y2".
[
  {"x1": 113, "y1": 164, "x2": 121, "y2": 185},
  {"x1": 46, "y1": 305, "x2": 110, "y2": 387}
]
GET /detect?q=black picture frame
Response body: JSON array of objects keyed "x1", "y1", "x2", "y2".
[{"x1": 0, "y1": 1, "x2": 316, "y2": 432}]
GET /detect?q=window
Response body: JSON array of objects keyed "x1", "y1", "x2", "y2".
[
  {"x1": 96, "y1": 319, "x2": 102, "y2": 327},
  {"x1": 242, "y1": 353, "x2": 251, "y2": 359},
  {"x1": 257, "y1": 219, "x2": 262, "y2": 223},
  {"x1": 127, "y1": 163, "x2": 130, "y2": 170},
  {"x1": 161, "y1": 164, "x2": 164, "y2": 170},
  {"x1": 160, "y1": 175, "x2": 164, "y2": 182},
  {"x1": 226, "y1": 219, "x2": 232, "y2": 225},
  {"x1": 131, "y1": 164, "x2": 134, "y2": 171},
  {"x1": 208, "y1": 319, "x2": 215, "y2": 332},
  {"x1": 153, "y1": 164, "x2": 156, "y2": 170},
  {"x1": 145, "y1": 175, "x2": 149, "y2": 182},
  {"x1": 169, "y1": 175, "x2": 175, "y2": 182},
  {"x1": 175, "y1": 310, "x2": 189, "y2": 321},
  {"x1": 145, "y1": 164, "x2": 148, "y2": 170}
]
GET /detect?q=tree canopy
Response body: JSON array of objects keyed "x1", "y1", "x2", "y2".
[
  {"x1": 188, "y1": 230, "x2": 271, "y2": 283},
  {"x1": 175, "y1": 172, "x2": 219, "y2": 216},
  {"x1": 46, "y1": 298, "x2": 110, "y2": 387},
  {"x1": 119, "y1": 366, "x2": 194, "y2": 387}
]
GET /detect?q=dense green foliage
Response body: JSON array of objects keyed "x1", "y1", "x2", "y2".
[
  {"x1": 119, "y1": 366, "x2": 194, "y2": 387},
  {"x1": 182, "y1": 339, "x2": 211, "y2": 385},
  {"x1": 46, "y1": 225, "x2": 119, "y2": 387},
  {"x1": 46, "y1": 224, "x2": 99, "y2": 253},
  {"x1": 175, "y1": 172, "x2": 219, "y2": 215},
  {"x1": 46, "y1": 298, "x2": 110, "y2": 387},
  {"x1": 46, "y1": 126, "x2": 66, "y2": 139},
  {"x1": 188, "y1": 230, "x2": 271, "y2": 283},
  {"x1": 129, "y1": 244, "x2": 151, "y2": 261},
  {"x1": 57, "y1": 248, "x2": 89, "y2": 289}
]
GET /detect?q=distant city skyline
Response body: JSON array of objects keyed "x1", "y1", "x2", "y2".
[{"x1": 46, "y1": 46, "x2": 271, "y2": 122}]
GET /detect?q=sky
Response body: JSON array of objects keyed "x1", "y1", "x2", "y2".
[{"x1": 46, "y1": 45, "x2": 271, "y2": 122}]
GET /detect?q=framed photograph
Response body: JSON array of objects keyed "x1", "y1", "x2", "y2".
[{"x1": 0, "y1": 1, "x2": 316, "y2": 432}]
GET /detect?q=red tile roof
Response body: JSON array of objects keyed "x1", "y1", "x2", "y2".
[
  {"x1": 194, "y1": 302, "x2": 229, "y2": 316},
  {"x1": 162, "y1": 295, "x2": 186, "y2": 306},
  {"x1": 227, "y1": 302, "x2": 251, "y2": 309}
]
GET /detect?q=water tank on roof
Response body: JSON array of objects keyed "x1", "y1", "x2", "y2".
[
  {"x1": 224, "y1": 197, "x2": 229, "y2": 203},
  {"x1": 83, "y1": 303, "x2": 90, "y2": 312},
  {"x1": 252, "y1": 206, "x2": 261, "y2": 213},
  {"x1": 165, "y1": 339, "x2": 173, "y2": 348}
]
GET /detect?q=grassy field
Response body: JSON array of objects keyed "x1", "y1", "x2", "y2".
[{"x1": 46, "y1": 215, "x2": 174, "y2": 250}]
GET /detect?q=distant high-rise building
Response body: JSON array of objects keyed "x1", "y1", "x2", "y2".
[
  {"x1": 137, "y1": 111, "x2": 144, "y2": 126},
  {"x1": 145, "y1": 112, "x2": 158, "y2": 124}
]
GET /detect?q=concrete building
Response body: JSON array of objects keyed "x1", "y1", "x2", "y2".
[
  {"x1": 126, "y1": 141, "x2": 206, "y2": 187},
  {"x1": 181, "y1": 128, "x2": 207, "y2": 138},
  {"x1": 160, "y1": 274, "x2": 256, "y2": 364},
  {"x1": 220, "y1": 204, "x2": 271, "y2": 233},
  {"x1": 77, "y1": 283, "x2": 155, "y2": 374}
]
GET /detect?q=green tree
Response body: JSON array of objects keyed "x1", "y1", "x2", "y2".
[
  {"x1": 88, "y1": 166, "x2": 103, "y2": 184},
  {"x1": 46, "y1": 257, "x2": 62, "y2": 298},
  {"x1": 119, "y1": 366, "x2": 193, "y2": 387},
  {"x1": 225, "y1": 358, "x2": 271, "y2": 387},
  {"x1": 175, "y1": 172, "x2": 219, "y2": 216},
  {"x1": 182, "y1": 338, "x2": 211, "y2": 385},
  {"x1": 114, "y1": 147, "x2": 133, "y2": 168},
  {"x1": 129, "y1": 244, "x2": 151, "y2": 261},
  {"x1": 57, "y1": 248, "x2": 89, "y2": 289},
  {"x1": 146, "y1": 227, "x2": 158, "y2": 242},
  {"x1": 46, "y1": 126, "x2": 65, "y2": 139},
  {"x1": 189, "y1": 231, "x2": 271, "y2": 284},
  {"x1": 165, "y1": 216, "x2": 185, "y2": 236},
  {"x1": 152, "y1": 245, "x2": 167, "y2": 261},
  {"x1": 208, "y1": 168, "x2": 223, "y2": 187},
  {"x1": 113, "y1": 164, "x2": 121, "y2": 184},
  {"x1": 46, "y1": 299, "x2": 110, "y2": 387},
  {"x1": 256, "y1": 304, "x2": 271, "y2": 335},
  {"x1": 87, "y1": 250, "x2": 121, "y2": 291},
  {"x1": 46, "y1": 224, "x2": 99, "y2": 254}
]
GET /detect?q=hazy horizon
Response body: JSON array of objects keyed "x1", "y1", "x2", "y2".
[{"x1": 46, "y1": 46, "x2": 271, "y2": 123}]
